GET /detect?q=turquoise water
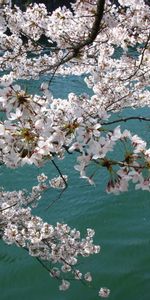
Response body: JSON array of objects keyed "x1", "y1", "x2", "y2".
[{"x1": 0, "y1": 76, "x2": 150, "y2": 300}]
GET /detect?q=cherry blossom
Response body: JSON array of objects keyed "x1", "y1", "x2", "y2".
[{"x1": 0, "y1": 0, "x2": 150, "y2": 298}]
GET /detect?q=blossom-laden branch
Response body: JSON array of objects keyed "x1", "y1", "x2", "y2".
[
  {"x1": 0, "y1": 0, "x2": 150, "y2": 298},
  {"x1": 0, "y1": 187, "x2": 101, "y2": 291}
]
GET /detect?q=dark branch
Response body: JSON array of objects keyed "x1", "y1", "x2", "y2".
[
  {"x1": 40, "y1": 0, "x2": 105, "y2": 75},
  {"x1": 121, "y1": 33, "x2": 150, "y2": 81},
  {"x1": 51, "y1": 159, "x2": 68, "y2": 188},
  {"x1": 102, "y1": 116, "x2": 150, "y2": 125},
  {"x1": 45, "y1": 159, "x2": 68, "y2": 210},
  {"x1": 72, "y1": 0, "x2": 105, "y2": 55},
  {"x1": 0, "y1": 202, "x2": 18, "y2": 212}
]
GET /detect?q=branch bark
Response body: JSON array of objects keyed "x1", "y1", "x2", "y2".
[
  {"x1": 40, "y1": 0, "x2": 105, "y2": 75},
  {"x1": 101, "y1": 116, "x2": 150, "y2": 126}
]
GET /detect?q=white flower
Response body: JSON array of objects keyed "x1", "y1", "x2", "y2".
[
  {"x1": 98, "y1": 288, "x2": 110, "y2": 298},
  {"x1": 9, "y1": 108, "x2": 22, "y2": 120},
  {"x1": 84, "y1": 272, "x2": 92, "y2": 282},
  {"x1": 59, "y1": 280, "x2": 70, "y2": 291},
  {"x1": 37, "y1": 173, "x2": 48, "y2": 183},
  {"x1": 49, "y1": 175, "x2": 68, "y2": 189},
  {"x1": 0, "y1": 123, "x2": 5, "y2": 136}
]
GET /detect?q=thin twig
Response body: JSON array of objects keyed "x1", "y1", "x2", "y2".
[
  {"x1": 45, "y1": 160, "x2": 68, "y2": 210},
  {"x1": 0, "y1": 202, "x2": 18, "y2": 212},
  {"x1": 101, "y1": 116, "x2": 150, "y2": 126}
]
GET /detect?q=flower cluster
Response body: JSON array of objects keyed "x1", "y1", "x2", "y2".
[
  {"x1": 0, "y1": 187, "x2": 100, "y2": 291},
  {"x1": 0, "y1": 85, "x2": 149, "y2": 194},
  {"x1": 0, "y1": 0, "x2": 150, "y2": 297}
]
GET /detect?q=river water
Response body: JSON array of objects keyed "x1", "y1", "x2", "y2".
[{"x1": 0, "y1": 75, "x2": 150, "y2": 300}]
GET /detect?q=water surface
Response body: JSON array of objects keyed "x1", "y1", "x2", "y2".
[{"x1": 0, "y1": 76, "x2": 150, "y2": 300}]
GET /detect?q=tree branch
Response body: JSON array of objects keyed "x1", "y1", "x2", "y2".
[
  {"x1": 40, "y1": 0, "x2": 105, "y2": 75},
  {"x1": 101, "y1": 116, "x2": 150, "y2": 125},
  {"x1": 121, "y1": 33, "x2": 150, "y2": 81},
  {"x1": 45, "y1": 159, "x2": 68, "y2": 210}
]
